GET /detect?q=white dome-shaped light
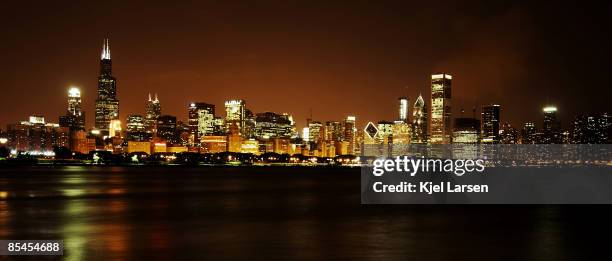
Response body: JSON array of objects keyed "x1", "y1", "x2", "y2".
[{"x1": 68, "y1": 87, "x2": 81, "y2": 98}]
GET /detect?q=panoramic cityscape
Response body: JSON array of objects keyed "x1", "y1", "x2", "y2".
[{"x1": 0, "y1": 38, "x2": 609, "y2": 165}]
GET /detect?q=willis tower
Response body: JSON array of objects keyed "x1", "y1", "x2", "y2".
[{"x1": 95, "y1": 38, "x2": 120, "y2": 134}]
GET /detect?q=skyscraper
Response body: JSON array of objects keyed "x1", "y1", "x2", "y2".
[
  {"x1": 481, "y1": 104, "x2": 501, "y2": 143},
  {"x1": 225, "y1": 99, "x2": 246, "y2": 135},
  {"x1": 188, "y1": 102, "x2": 215, "y2": 143},
  {"x1": 254, "y1": 112, "x2": 294, "y2": 140},
  {"x1": 59, "y1": 87, "x2": 85, "y2": 131},
  {"x1": 145, "y1": 93, "x2": 162, "y2": 134},
  {"x1": 542, "y1": 106, "x2": 561, "y2": 143},
  {"x1": 411, "y1": 94, "x2": 428, "y2": 143},
  {"x1": 126, "y1": 114, "x2": 149, "y2": 141},
  {"x1": 157, "y1": 115, "x2": 178, "y2": 145},
  {"x1": 521, "y1": 122, "x2": 537, "y2": 144},
  {"x1": 430, "y1": 73, "x2": 452, "y2": 144},
  {"x1": 572, "y1": 113, "x2": 610, "y2": 144},
  {"x1": 452, "y1": 117, "x2": 480, "y2": 144},
  {"x1": 94, "y1": 38, "x2": 120, "y2": 134},
  {"x1": 342, "y1": 116, "x2": 357, "y2": 155},
  {"x1": 398, "y1": 97, "x2": 409, "y2": 123}
]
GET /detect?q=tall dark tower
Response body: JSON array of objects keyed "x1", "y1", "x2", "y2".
[{"x1": 95, "y1": 38, "x2": 120, "y2": 134}]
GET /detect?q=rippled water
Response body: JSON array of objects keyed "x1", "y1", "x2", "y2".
[{"x1": 0, "y1": 166, "x2": 609, "y2": 260}]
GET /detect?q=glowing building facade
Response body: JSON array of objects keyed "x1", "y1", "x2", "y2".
[
  {"x1": 254, "y1": 112, "x2": 294, "y2": 140},
  {"x1": 225, "y1": 99, "x2": 246, "y2": 136},
  {"x1": 145, "y1": 94, "x2": 162, "y2": 134},
  {"x1": 188, "y1": 102, "x2": 216, "y2": 143},
  {"x1": 398, "y1": 97, "x2": 409, "y2": 123},
  {"x1": 542, "y1": 106, "x2": 561, "y2": 143},
  {"x1": 481, "y1": 104, "x2": 501, "y2": 143},
  {"x1": 95, "y1": 38, "x2": 120, "y2": 133},
  {"x1": 411, "y1": 94, "x2": 428, "y2": 143},
  {"x1": 430, "y1": 73, "x2": 452, "y2": 144}
]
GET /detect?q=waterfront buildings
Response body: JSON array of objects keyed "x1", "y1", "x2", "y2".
[
  {"x1": 481, "y1": 104, "x2": 501, "y2": 143},
  {"x1": 411, "y1": 95, "x2": 428, "y2": 143},
  {"x1": 145, "y1": 94, "x2": 162, "y2": 134},
  {"x1": 429, "y1": 73, "x2": 452, "y2": 144},
  {"x1": 94, "y1": 38, "x2": 120, "y2": 134}
]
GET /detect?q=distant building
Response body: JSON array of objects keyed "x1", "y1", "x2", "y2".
[
  {"x1": 200, "y1": 136, "x2": 227, "y2": 153},
  {"x1": 377, "y1": 121, "x2": 394, "y2": 144},
  {"x1": 307, "y1": 121, "x2": 323, "y2": 145},
  {"x1": 398, "y1": 97, "x2": 409, "y2": 123},
  {"x1": 127, "y1": 141, "x2": 151, "y2": 154},
  {"x1": 542, "y1": 106, "x2": 561, "y2": 143},
  {"x1": 188, "y1": 102, "x2": 216, "y2": 143},
  {"x1": 225, "y1": 99, "x2": 246, "y2": 136},
  {"x1": 392, "y1": 121, "x2": 411, "y2": 144},
  {"x1": 145, "y1": 94, "x2": 162, "y2": 134},
  {"x1": 254, "y1": 112, "x2": 294, "y2": 140},
  {"x1": 521, "y1": 122, "x2": 537, "y2": 144},
  {"x1": 500, "y1": 122, "x2": 518, "y2": 144},
  {"x1": 59, "y1": 87, "x2": 86, "y2": 131},
  {"x1": 430, "y1": 73, "x2": 452, "y2": 144},
  {"x1": 481, "y1": 104, "x2": 501, "y2": 143},
  {"x1": 126, "y1": 115, "x2": 149, "y2": 141},
  {"x1": 452, "y1": 118, "x2": 480, "y2": 144},
  {"x1": 572, "y1": 113, "x2": 610, "y2": 144},
  {"x1": 108, "y1": 119, "x2": 122, "y2": 138},
  {"x1": 157, "y1": 115, "x2": 178, "y2": 145},
  {"x1": 227, "y1": 121, "x2": 242, "y2": 153},
  {"x1": 342, "y1": 116, "x2": 357, "y2": 155},
  {"x1": 6, "y1": 117, "x2": 69, "y2": 154},
  {"x1": 411, "y1": 94, "x2": 428, "y2": 143},
  {"x1": 324, "y1": 121, "x2": 343, "y2": 143},
  {"x1": 94, "y1": 38, "x2": 120, "y2": 134}
]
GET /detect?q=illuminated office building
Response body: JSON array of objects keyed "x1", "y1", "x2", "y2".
[
  {"x1": 213, "y1": 117, "x2": 225, "y2": 135},
  {"x1": 521, "y1": 122, "x2": 537, "y2": 144},
  {"x1": 94, "y1": 38, "x2": 120, "y2": 133},
  {"x1": 324, "y1": 121, "x2": 343, "y2": 143},
  {"x1": 126, "y1": 115, "x2": 148, "y2": 141},
  {"x1": 481, "y1": 104, "x2": 501, "y2": 143},
  {"x1": 363, "y1": 122, "x2": 379, "y2": 145},
  {"x1": 225, "y1": 99, "x2": 246, "y2": 135},
  {"x1": 188, "y1": 102, "x2": 215, "y2": 142},
  {"x1": 302, "y1": 127, "x2": 310, "y2": 142},
  {"x1": 157, "y1": 115, "x2": 179, "y2": 145},
  {"x1": 452, "y1": 118, "x2": 480, "y2": 144},
  {"x1": 145, "y1": 93, "x2": 162, "y2": 134},
  {"x1": 59, "y1": 87, "x2": 85, "y2": 131},
  {"x1": 411, "y1": 94, "x2": 428, "y2": 143},
  {"x1": 398, "y1": 97, "x2": 409, "y2": 123},
  {"x1": 377, "y1": 121, "x2": 393, "y2": 144},
  {"x1": 392, "y1": 121, "x2": 411, "y2": 144},
  {"x1": 542, "y1": 106, "x2": 561, "y2": 143},
  {"x1": 254, "y1": 112, "x2": 294, "y2": 140},
  {"x1": 308, "y1": 121, "x2": 323, "y2": 145},
  {"x1": 430, "y1": 73, "x2": 452, "y2": 144},
  {"x1": 108, "y1": 119, "x2": 122, "y2": 138},
  {"x1": 5, "y1": 117, "x2": 68, "y2": 154},
  {"x1": 342, "y1": 116, "x2": 357, "y2": 155},
  {"x1": 500, "y1": 122, "x2": 518, "y2": 144},
  {"x1": 572, "y1": 113, "x2": 610, "y2": 144}
]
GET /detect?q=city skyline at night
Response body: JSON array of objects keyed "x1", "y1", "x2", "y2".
[{"x1": 1, "y1": 1, "x2": 611, "y2": 131}]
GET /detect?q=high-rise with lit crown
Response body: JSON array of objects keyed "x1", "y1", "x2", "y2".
[
  {"x1": 411, "y1": 94, "x2": 428, "y2": 143},
  {"x1": 145, "y1": 93, "x2": 162, "y2": 134},
  {"x1": 94, "y1": 38, "x2": 120, "y2": 133},
  {"x1": 429, "y1": 73, "x2": 452, "y2": 144}
]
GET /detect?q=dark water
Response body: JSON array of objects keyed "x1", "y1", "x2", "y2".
[{"x1": 0, "y1": 166, "x2": 609, "y2": 260}]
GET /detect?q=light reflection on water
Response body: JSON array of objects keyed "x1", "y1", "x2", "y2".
[{"x1": 0, "y1": 166, "x2": 606, "y2": 260}]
